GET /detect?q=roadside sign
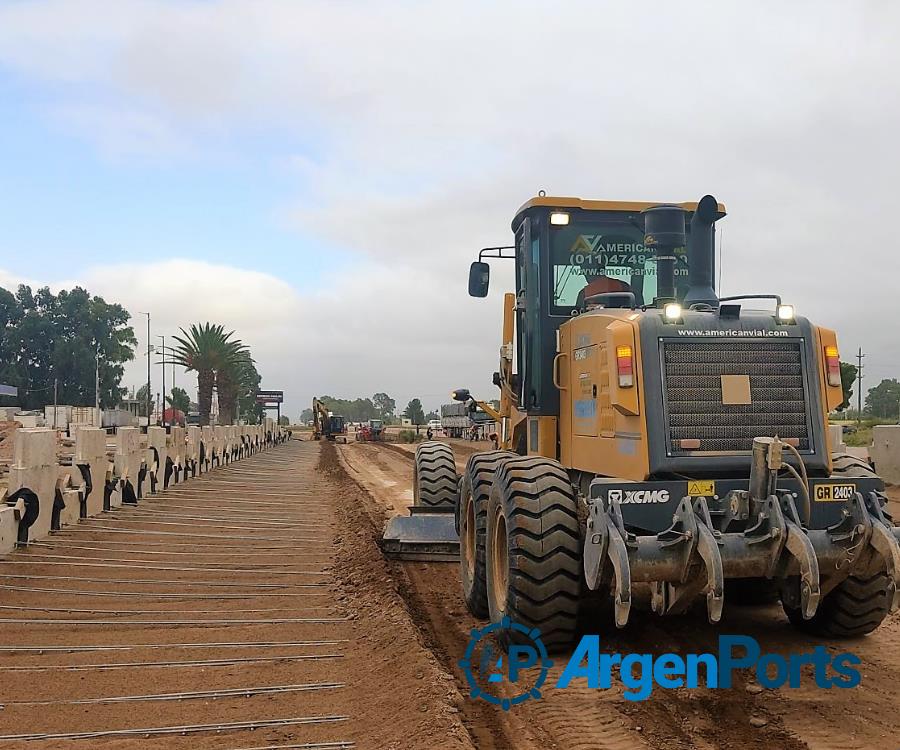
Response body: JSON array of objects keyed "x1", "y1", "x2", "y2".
[{"x1": 256, "y1": 390, "x2": 284, "y2": 404}]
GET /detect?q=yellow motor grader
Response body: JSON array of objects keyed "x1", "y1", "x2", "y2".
[{"x1": 382, "y1": 194, "x2": 900, "y2": 649}]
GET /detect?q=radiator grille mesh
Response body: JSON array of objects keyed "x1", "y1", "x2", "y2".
[{"x1": 662, "y1": 340, "x2": 809, "y2": 453}]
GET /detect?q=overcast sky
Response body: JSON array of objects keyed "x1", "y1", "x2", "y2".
[{"x1": 1, "y1": 0, "x2": 899, "y2": 415}]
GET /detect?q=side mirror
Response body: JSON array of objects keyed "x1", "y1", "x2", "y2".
[{"x1": 468, "y1": 261, "x2": 490, "y2": 297}]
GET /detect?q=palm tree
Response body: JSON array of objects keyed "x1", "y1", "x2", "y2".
[
  {"x1": 216, "y1": 350, "x2": 257, "y2": 424},
  {"x1": 169, "y1": 323, "x2": 246, "y2": 426}
]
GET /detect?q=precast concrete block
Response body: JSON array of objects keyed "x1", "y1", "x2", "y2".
[
  {"x1": 114, "y1": 427, "x2": 143, "y2": 504},
  {"x1": 227, "y1": 426, "x2": 237, "y2": 461},
  {"x1": 140, "y1": 434, "x2": 154, "y2": 497},
  {"x1": 58, "y1": 486, "x2": 81, "y2": 528},
  {"x1": 828, "y1": 424, "x2": 848, "y2": 455},
  {"x1": 871, "y1": 425, "x2": 900, "y2": 485},
  {"x1": 0, "y1": 504, "x2": 20, "y2": 554},
  {"x1": 185, "y1": 426, "x2": 200, "y2": 478},
  {"x1": 200, "y1": 425, "x2": 214, "y2": 471},
  {"x1": 169, "y1": 426, "x2": 186, "y2": 484},
  {"x1": 8, "y1": 429, "x2": 58, "y2": 542},
  {"x1": 73, "y1": 427, "x2": 107, "y2": 517},
  {"x1": 148, "y1": 426, "x2": 168, "y2": 491},
  {"x1": 214, "y1": 426, "x2": 227, "y2": 465}
]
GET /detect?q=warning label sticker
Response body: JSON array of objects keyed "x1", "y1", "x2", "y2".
[{"x1": 687, "y1": 480, "x2": 715, "y2": 497}]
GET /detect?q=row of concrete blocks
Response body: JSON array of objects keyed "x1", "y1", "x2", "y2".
[
  {"x1": 0, "y1": 419, "x2": 289, "y2": 554},
  {"x1": 829, "y1": 423, "x2": 900, "y2": 484}
]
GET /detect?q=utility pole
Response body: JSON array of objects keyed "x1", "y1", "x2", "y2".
[
  {"x1": 158, "y1": 335, "x2": 166, "y2": 429},
  {"x1": 856, "y1": 347, "x2": 865, "y2": 426},
  {"x1": 138, "y1": 312, "x2": 151, "y2": 426},
  {"x1": 53, "y1": 378, "x2": 58, "y2": 430},
  {"x1": 95, "y1": 342, "x2": 100, "y2": 413}
]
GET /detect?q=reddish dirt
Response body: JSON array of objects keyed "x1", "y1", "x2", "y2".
[
  {"x1": 0, "y1": 440, "x2": 472, "y2": 750},
  {"x1": 339, "y1": 440, "x2": 900, "y2": 750}
]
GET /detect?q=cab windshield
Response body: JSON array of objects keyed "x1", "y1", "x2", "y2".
[{"x1": 550, "y1": 219, "x2": 688, "y2": 314}]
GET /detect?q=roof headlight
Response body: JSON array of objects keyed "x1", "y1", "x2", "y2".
[{"x1": 777, "y1": 304, "x2": 795, "y2": 322}]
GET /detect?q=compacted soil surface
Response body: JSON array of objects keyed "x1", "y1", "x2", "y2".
[{"x1": 338, "y1": 439, "x2": 900, "y2": 750}]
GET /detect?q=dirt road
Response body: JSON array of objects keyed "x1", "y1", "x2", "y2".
[
  {"x1": 338, "y1": 440, "x2": 900, "y2": 750},
  {"x1": 0, "y1": 440, "x2": 471, "y2": 750}
]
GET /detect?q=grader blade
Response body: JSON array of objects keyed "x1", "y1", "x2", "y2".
[{"x1": 380, "y1": 507, "x2": 459, "y2": 562}]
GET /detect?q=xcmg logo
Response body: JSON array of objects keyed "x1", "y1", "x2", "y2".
[{"x1": 608, "y1": 488, "x2": 670, "y2": 504}]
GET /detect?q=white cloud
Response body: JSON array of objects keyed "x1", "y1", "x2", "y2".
[
  {"x1": 2, "y1": 1, "x2": 900, "y2": 404},
  {"x1": 0, "y1": 258, "x2": 507, "y2": 416}
]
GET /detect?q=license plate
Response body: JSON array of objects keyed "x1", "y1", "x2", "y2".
[{"x1": 814, "y1": 484, "x2": 856, "y2": 502}]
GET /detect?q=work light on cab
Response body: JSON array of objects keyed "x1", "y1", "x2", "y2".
[
  {"x1": 664, "y1": 302, "x2": 682, "y2": 321},
  {"x1": 777, "y1": 304, "x2": 795, "y2": 322}
]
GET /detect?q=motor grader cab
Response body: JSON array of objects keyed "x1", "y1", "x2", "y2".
[{"x1": 382, "y1": 193, "x2": 900, "y2": 650}]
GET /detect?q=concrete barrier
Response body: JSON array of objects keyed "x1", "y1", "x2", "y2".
[
  {"x1": 7, "y1": 428, "x2": 57, "y2": 543},
  {"x1": 148, "y1": 426, "x2": 168, "y2": 491},
  {"x1": 828, "y1": 424, "x2": 848, "y2": 455},
  {"x1": 57, "y1": 481, "x2": 81, "y2": 529},
  {"x1": 114, "y1": 427, "x2": 143, "y2": 504},
  {"x1": 186, "y1": 426, "x2": 200, "y2": 478},
  {"x1": 227, "y1": 426, "x2": 237, "y2": 462},
  {"x1": 0, "y1": 502, "x2": 20, "y2": 554},
  {"x1": 201, "y1": 425, "x2": 215, "y2": 471},
  {"x1": 0, "y1": 420, "x2": 286, "y2": 554},
  {"x1": 140, "y1": 433, "x2": 154, "y2": 496},
  {"x1": 169, "y1": 426, "x2": 185, "y2": 485},
  {"x1": 871, "y1": 425, "x2": 900, "y2": 485},
  {"x1": 74, "y1": 427, "x2": 107, "y2": 516}
]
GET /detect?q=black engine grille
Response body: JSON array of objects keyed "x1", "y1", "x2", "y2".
[{"x1": 662, "y1": 340, "x2": 810, "y2": 453}]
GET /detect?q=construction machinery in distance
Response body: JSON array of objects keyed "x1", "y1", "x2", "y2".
[
  {"x1": 382, "y1": 193, "x2": 900, "y2": 650},
  {"x1": 355, "y1": 419, "x2": 385, "y2": 442},
  {"x1": 312, "y1": 398, "x2": 346, "y2": 442},
  {"x1": 440, "y1": 399, "x2": 498, "y2": 439}
]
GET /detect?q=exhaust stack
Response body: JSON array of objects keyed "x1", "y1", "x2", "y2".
[
  {"x1": 684, "y1": 194, "x2": 721, "y2": 308},
  {"x1": 642, "y1": 204, "x2": 686, "y2": 303}
]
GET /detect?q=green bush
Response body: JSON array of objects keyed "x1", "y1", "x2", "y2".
[{"x1": 398, "y1": 429, "x2": 424, "y2": 443}]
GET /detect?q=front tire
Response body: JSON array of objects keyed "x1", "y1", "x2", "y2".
[
  {"x1": 783, "y1": 571, "x2": 892, "y2": 637},
  {"x1": 413, "y1": 441, "x2": 457, "y2": 508},
  {"x1": 459, "y1": 450, "x2": 514, "y2": 618},
  {"x1": 831, "y1": 452, "x2": 877, "y2": 478},
  {"x1": 484, "y1": 456, "x2": 581, "y2": 651}
]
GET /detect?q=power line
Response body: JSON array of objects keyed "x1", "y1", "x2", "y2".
[{"x1": 856, "y1": 347, "x2": 865, "y2": 425}]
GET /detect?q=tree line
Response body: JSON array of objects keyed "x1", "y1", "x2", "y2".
[
  {"x1": 0, "y1": 284, "x2": 265, "y2": 426},
  {"x1": 0, "y1": 285, "x2": 136, "y2": 410},
  {"x1": 838, "y1": 361, "x2": 900, "y2": 420},
  {"x1": 300, "y1": 393, "x2": 439, "y2": 425}
]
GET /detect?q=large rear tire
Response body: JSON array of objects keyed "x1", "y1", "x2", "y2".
[
  {"x1": 783, "y1": 571, "x2": 892, "y2": 637},
  {"x1": 413, "y1": 441, "x2": 457, "y2": 509},
  {"x1": 484, "y1": 456, "x2": 581, "y2": 651},
  {"x1": 458, "y1": 450, "x2": 514, "y2": 618},
  {"x1": 831, "y1": 452, "x2": 877, "y2": 478}
]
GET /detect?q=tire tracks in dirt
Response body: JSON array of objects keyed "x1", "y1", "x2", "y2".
[
  {"x1": 338, "y1": 441, "x2": 900, "y2": 750},
  {"x1": 331, "y1": 441, "x2": 528, "y2": 749}
]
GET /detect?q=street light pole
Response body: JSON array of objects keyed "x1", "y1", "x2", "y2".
[
  {"x1": 95, "y1": 342, "x2": 100, "y2": 413},
  {"x1": 157, "y1": 335, "x2": 166, "y2": 429},
  {"x1": 138, "y1": 312, "x2": 151, "y2": 426}
]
